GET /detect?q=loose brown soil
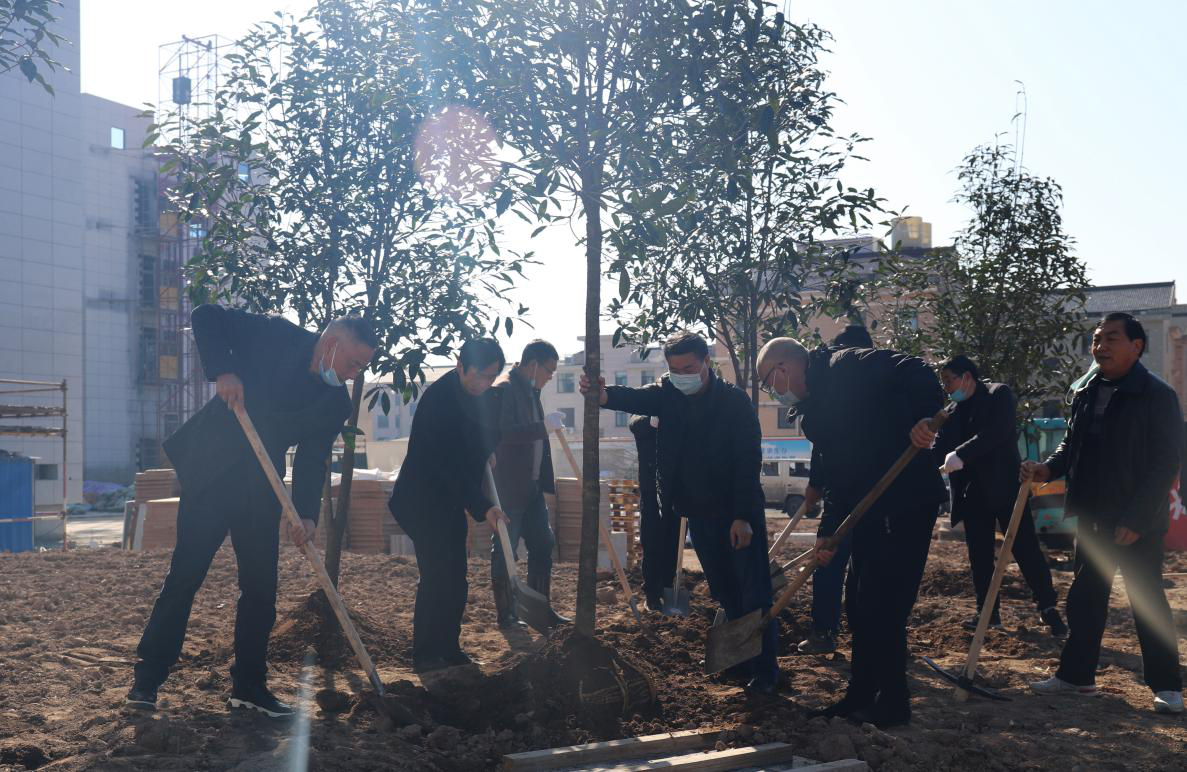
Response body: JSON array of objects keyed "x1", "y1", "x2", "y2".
[{"x1": 0, "y1": 536, "x2": 1185, "y2": 770}]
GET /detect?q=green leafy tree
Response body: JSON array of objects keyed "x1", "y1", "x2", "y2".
[
  {"x1": 152, "y1": 0, "x2": 529, "y2": 585},
  {"x1": 876, "y1": 141, "x2": 1086, "y2": 418},
  {"x1": 607, "y1": 14, "x2": 885, "y2": 404},
  {"x1": 0, "y1": 0, "x2": 65, "y2": 93},
  {"x1": 455, "y1": 0, "x2": 738, "y2": 635}
]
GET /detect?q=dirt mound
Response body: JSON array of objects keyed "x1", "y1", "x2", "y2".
[
  {"x1": 268, "y1": 589, "x2": 408, "y2": 669},
  {"x1": 0, "y1": 742, "x2": 50, "y2": 770}
]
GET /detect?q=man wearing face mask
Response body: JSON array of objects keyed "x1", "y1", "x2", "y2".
[
  {"x1": 934, "y1": 355, "x2": 1065, "y2": 636},
  {"x1": 389, "y1": 338, "x2": 510, "y2": 672},
  {"x1": 580, "y1": 331, "x2": 776, "y2": 695},
  {"x1": 756, "y1": 336, "x2": 946, "y2": 728},
  {"x1": 489, "y1": 340, "x2": 570, "y2": 629},
  {"x1": 128, "y1": 305, "x2": 376, "y2": 716}
]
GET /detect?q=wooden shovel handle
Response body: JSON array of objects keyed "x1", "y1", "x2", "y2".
[
  {"x1": 768, "y1": 499, "x2": 810, "y2": 559},
  {"x1": 674, "y1": 517, "x2": 688, "y2": 586},
  {"x1": 483, "y1": 464, "x2": 520, "y2": 582},
  {"x1": 553, "y1": 429, "x2": 639, "y2": 617},
  {"x1": 956, "y1": 479, "x2": 1032, "y2": 699},
  {"x1": 233, "y1": 406, "x2": 384, "y2": 695}
]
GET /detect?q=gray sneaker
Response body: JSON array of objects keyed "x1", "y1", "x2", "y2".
[
  {"x1": 797, "y1": 630, "x2": 836, "y2": 654},
  {"x1": 1030, "y1": 675, "x2": 1098, "y2": 697}
]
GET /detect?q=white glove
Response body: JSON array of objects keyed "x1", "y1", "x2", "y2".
[
  {"x1": 649, "y1": 416, "x2": 659, "y2": 429},
  {"x1": 544, "y1": 411, "x2": 566, "y2": 431},
  {"x1": 941, "y1": 451, "x2": 964, "y2": 473}
]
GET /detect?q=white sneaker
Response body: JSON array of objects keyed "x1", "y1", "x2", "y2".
[
  {"x1": 1154, "y1": 691, "x2": 1184, "y2": 714},
  {"x1": 1030, "y1": 675, "x2": 1099, "y2": 697}
]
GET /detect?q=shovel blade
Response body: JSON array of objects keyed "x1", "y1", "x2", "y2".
[
  {"x1": 705, "y1": 609, "x2": 763, "y2": 674},
  {"x1": 770, "y1": 562, "x2": 788, "y2": 591},
  {"x1": 661, "y1": 586, "x2": 689, "y2": 617},
  {"x1": 920, "y1": 656, "x2": 1011, "y2": 702},
  {"x1": 513, "y1": 580, "x2": 557, "y2": 636}
]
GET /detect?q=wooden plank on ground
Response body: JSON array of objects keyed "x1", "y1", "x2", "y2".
[
  {"x1": 501, "y1": 729, "x2": 721, "y2": 771},
  {"x1": 601, "y1": 742, "x2": 804, "y2": 771},
  {"x1": 790, "y1": 761, "x2": 868, "y2": 772}
]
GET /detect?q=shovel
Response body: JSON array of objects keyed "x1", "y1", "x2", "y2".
[
  {"x1": 233, "y1": 407, "x2": 412, "y2": 723},
  {"x1": 705, "y1": 406, "x2": 951, "y2": 675},
  {"x1": 769, "y1": 500, "x2": 811, "y2": 590},
  {"x1": 485, "y1": 464, "x2": 557, "y2": 636},
  {"x1": 662, "y1": 517, "x2": 691, "y2": 616},
  {"x1": 925, "y1": 479, "x2": 1032, "y2": 702},
  {"x1": 553, "y1": 429, "x2": 650, "y2": 632}
]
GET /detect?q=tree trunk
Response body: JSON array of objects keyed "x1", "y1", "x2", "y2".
[
  {"x1": 575, "y1": 166, "x2": 603, "y2": 638},
  {"x1": 325, "y1": 375, "x2": 365, "y2": 586}
]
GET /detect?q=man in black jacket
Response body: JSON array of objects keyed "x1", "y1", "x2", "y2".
[
  {"x1": 934, "y1": 355, "x2": 1065, "y2": 636},
  {"x1": 128, "y1": 305, "x2": 375, "y2": 717},
  {"x1": 490, "y1": 340, "x2": 569, "y2": 629},
  {"x1": 757, "y1": 337, "x2": 947, "y2": 728},
  {"x1": 629, "y1": 414, "x2": 681, "y2": 611},
  {"x1": 580, "y1": 332, "x2": 776, "y2": 694},
  {"x1": 1026, "y1": 314, "x2": 1183, "y2": 714},
  {"x1": 389, "y1": 338, "x2": 509, "y2": 673}
]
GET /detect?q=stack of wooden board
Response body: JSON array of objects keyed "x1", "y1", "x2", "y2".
[
  {"x1": 553, "y1": 476, "x2": 611, "y2": 563},
  {"x1": 139, "y1": 498, "x2": 180, "y2": 551},
  {"x1": 606, "y1": 479, "x2": 641, "y2": 569},
  {"x1": 133, "y1": 469, "x2": 178, "y2": 506},
  {"x1": 284, "y1": 478, "x2": 401, "y2": 554}
]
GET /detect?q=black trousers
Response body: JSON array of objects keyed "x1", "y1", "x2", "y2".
[
  {"x1": 490, "y1": 491, "x2": 555, "y2": 582},
  {"x1": 135, "y1": 473, "x2": 280, "y2": 689},
  {"x1": 402, "y1": 509, "x2": 469, "y2": 661},
  {"x1": 846, "y1": 504, "x2": 938, "y2": 710},
  {"x1": 1056, "y1": 522, "x2": 1182, "y2": 692},
  {"x1": 640, "y1": 501, "x2": 681, "y2": 601},
  {"x1": 963, "y1": 500, "x2": 1057, "y2": 616}
]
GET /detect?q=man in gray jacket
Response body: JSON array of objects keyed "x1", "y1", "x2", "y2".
[{"x1": 490, "y1": 340, "x2": 570, "y2": 628}]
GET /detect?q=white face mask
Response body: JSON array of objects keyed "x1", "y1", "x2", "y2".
[
  {"x1": 319, "y1": 342, "x2": 342, "y2": 387},
  {"x1": 667, "y1": 366, "x2": 705, "y2": 396},
  {"x1": 765, "y1": 367, "x2": 802, "y2": 406}
]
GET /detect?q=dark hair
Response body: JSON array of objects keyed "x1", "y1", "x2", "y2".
[
  {"x1": 1097, "y1": 312, "x2": 1147, "y2": 357},
  {"x1": 939, "y1": 354, "x2": 980, "y2": 380},
  {"x1": 833, "y1": 325, "x2": 873, "y2": 349},
  {"x1": 335, "y1": 315, "x2": 379, "y2": 348},
  {"x1": 459, "y1": 338, "x2": 506, "y2": 373},
  {"x1": 520, "y1": 339, "x2": 559, "y2": 365},
  {"x1": 662, "y1": 330, "x2": 709, "y2": 361}
]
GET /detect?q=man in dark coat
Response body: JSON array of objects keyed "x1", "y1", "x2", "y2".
[
  {"x1": 934, "y1": 355, "x2": 1065, "y2": 636},
  {"x1": 389, "y1": 338, "x2": 508, "y2": 673},
  {"x1": 490, "y1": 339, "x2": 569, "y2": 629},
  {"x1": 581, "y1": 332, "x2": 776, "y2": 694},
  {"x1": 128, "y1": 304, "x2": 375, "y2": 716},
  {"x1": 757, "y1": 337, "x2": 947, "y2": 728},
  {"x1": 1026, "y1": 314, "x2": 1183, "y2": 714},
  {"x1": 799, "y1": 324, "x2": 872, "y2": 655},
  {"x1": 629, "y1": 413, "x2": 681, "y2": 611}
]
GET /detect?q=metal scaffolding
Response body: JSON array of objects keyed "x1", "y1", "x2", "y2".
[{"x1": 0, "y1": 378, "x2": 68, "y2": 550}]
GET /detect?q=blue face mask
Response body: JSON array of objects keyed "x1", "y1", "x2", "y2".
[
  {"x1": 775, "y1": 388, "x2": 801, "y2": 407},
  {"x1": 319, "y1": 342, "x2": 342, "y2": 387},
  {"x1": 950, "y1": 388, "x2": 968, "y2": 403},
  {"x1": 668, "y1": 369, "x2": 704, "y2": 396}
]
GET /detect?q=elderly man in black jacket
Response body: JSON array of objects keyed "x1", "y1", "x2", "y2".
[
  {"x1": 389, "y1": 338, "x2": 509, "y2": 673},
  {"x1": 757, "y1": 337, "x2": 947, "y2": 728},
  {"x1": 934, "y1": 355, "x2": 1065, "y2": 636},
  {"x1": 489, "y1": 340, "x2": 569, "y2": 629},
  {"x1": 128, "y1": 304, "x2": 375, "y2": 717},
  {"x1": 1026, "y1": 314, "x2": 1184, "y2": 714},
  {"x1": 581, "y1": 332, "x2": 776, "y2": 694}
]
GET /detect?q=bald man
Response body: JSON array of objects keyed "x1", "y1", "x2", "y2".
[
  {"x1": 129, "y1": 305, "x2": 376, "y2": 717},
  {"x1": 757, "y1": 337, "x2": 947, "y2": 728}
]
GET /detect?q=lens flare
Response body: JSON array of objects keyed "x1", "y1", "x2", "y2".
[{"x1": 414, "y1": 105, "x2": 500, "y2": 203}]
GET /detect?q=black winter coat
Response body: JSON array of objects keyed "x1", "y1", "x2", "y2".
[
  {"x1": 162, "y1": 305, "x2": 351, "y2": 525},
  {"x1": 492, "y1": 367, "x2": 556, "y2": 512},
  {"x1": 604, "y1": 374, "x2": 764, "y2": 531},
  {"x1": 934, "y1": 381, "x2": 1021, "y2": 526},
  {"x1": 388, "y1": 369, "x2": 501, "y2": 526},
  {"x1": 1045, "y1": 361, "x2": 1182, "y2": 535},
  {"x1": 792, "y1": 346, "x2": 947, "y2": 538}
]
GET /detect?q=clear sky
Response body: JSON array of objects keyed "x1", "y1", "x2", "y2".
[{"x1": 80, "y1": 0, "x2": 1187, "y2": 363}]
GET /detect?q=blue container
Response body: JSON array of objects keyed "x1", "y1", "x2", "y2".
[{"x1": 0, "y1": 456, "x2": 35, "y2": 553}]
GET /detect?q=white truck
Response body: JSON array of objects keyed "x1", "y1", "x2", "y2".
[{"x1": 759, "y1": 438, "x2": 816, "y2": 515}]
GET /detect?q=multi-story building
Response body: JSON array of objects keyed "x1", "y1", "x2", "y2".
[{"x1": 0, "y1": 2, "x2": 85, "y2": 508}]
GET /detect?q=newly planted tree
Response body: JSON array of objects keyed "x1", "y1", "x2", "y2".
[
  {"x1": 876, "y1": 141, "x2": 1086, "y2": 418},
  {"x1": 152, "y1": 0, "x2": 529, "y2": 585},
  {"x1": 607, "y1": 13, "x2": 885, "y2": 403},
  {"x1": 455, "y1": 0, "x2": 737, "y2": 635}
]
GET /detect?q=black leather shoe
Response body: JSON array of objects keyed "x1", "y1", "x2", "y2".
[
  {"x1": 849, "y1": 703, "x2": 910, "y2": 729},
  {"x1": 125, "y1": 683, "x2": 158, "y2": 710},
  {"x1": 745, "y1": 676, "x2": 778, "y2": 697},
  {"x1": 1040, "y1": 606, "x2": 1068, "y2": 638},
  {"x1": 806, "y1": 695, "x2": 871, "y2": 719},
  {"x1": 443, "y1": 649, "x2": 483, "y2": 668},
  {"x1": 229, "y1": 683, "x2": 294, "y2": 719},
  {"x1": 413, "y1": 655, "x2": 450, "y2": 674}
]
